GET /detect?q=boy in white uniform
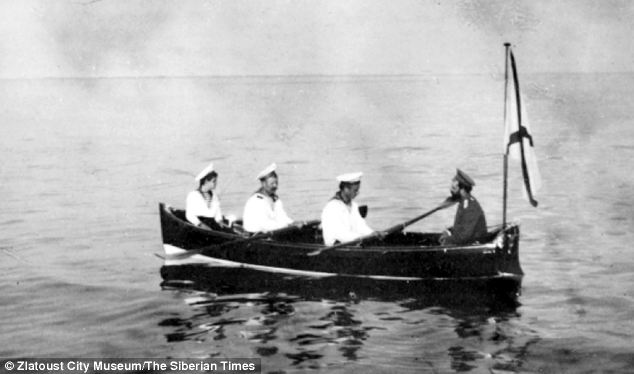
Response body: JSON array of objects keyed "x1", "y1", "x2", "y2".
[
  {"x1": 186, "y1": 162, "x2": 224, "y2": 229},
  {"x1": 321, "y1": 172, "x2": 374, "y2": 245}
]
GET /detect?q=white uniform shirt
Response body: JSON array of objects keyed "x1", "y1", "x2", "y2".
[
  {"x1": 186, "y1": 190, "x2": 223, "y2": 226},
  {"x1": 321, "y1": 198, "x2": 373, "y2": 246},
  {"x1": 243, "y1": 193, "x2": 293, "y2": 232}
]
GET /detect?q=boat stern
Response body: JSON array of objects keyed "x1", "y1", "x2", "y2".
[{"x1": 495, "y1": 223, "x2": 523, "y2": 277}]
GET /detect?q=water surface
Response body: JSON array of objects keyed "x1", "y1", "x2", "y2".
[{"x1": 1, "y1": 73, "x2": 633, "y2": 372}]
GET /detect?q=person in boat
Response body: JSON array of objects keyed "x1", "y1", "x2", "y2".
[
  {"x1": 243, "y1": 163, "x2": 300, "y2": 233},
  {"x1": 321, "y1": 172, "x2": 375, "y2": 246},
  {"x1": 439, "y1": 169, "x2": 488, "y2": 245},
  {"x1": 186, "y1": 162, "x2": 232, "y2": 229}
]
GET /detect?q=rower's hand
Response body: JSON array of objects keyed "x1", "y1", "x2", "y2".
[
  {"x1": 439, "y1": 229, "x2": 451, "y2": 244},
  {"x1": 292, "y1": 220, "x2": 306, "y2": 228},
  {"x1": 224, "y1": 214, "x2": 237, "y2": 227},
  {"x1": 375, "y1": 230, "x2": 388, "y2": 240},
  {"x1": 198, "y1": 223, "x2": 212, "y2": 230},
  {"x1": 442, "y1": 196, "x2": 459, "y2": 207}
]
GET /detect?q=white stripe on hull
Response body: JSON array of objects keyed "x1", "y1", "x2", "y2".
[{"x1": 163, "y1": 244, "x2": 518, "y2": 282}]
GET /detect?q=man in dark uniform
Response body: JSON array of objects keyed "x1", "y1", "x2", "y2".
[{"x1": 440, "y1": 169, "x2": 488, "y2": 245}]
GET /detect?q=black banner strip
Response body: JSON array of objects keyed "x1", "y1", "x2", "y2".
[{"x1": 509, "y1": 50, "x2": 538, "y2": 207}]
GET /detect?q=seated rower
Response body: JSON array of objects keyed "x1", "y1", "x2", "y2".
[
  {"x1": 243, "y1": 163, "x2": 300, "y2": 233},
  {"x1": 440, "y1": 169, "x2": 488, "y2": 245},
  {"x1": 321, "y1": 172, "x2": 374, "y2": 246},
  {"x1": 186, "y1": 162, "x2": 233, "y2": 230}
]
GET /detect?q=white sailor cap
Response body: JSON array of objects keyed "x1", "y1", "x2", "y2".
[
  {"x1": 336, "y1": 172, "x2": 363, "y2": 183},
  {"x1": 256, "y1": 163, "x2": 277, "y2": 180},
  {"x1": 195, "y1": 162, "x2": 215, "y2": 181}
]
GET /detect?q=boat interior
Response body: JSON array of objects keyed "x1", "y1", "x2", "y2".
[{"x1": 169, "y1": 207, "x2": 504, "y2": 248}]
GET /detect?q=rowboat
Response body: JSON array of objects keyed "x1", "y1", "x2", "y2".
[
  {"x1": 158, "y1": 44, "x2": 538, "y2": 299},
  {"x1": 158, "y1": 203, "x2": 523, "y2": 290}
]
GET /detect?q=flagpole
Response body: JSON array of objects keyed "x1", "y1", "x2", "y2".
[{"x1": 502, "y1": 43, "x2": 511, "y2": 229}]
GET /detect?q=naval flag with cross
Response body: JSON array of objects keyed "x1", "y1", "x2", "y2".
[{"x1": 503, "y1": 46, "x2": 541, "y2": 207}]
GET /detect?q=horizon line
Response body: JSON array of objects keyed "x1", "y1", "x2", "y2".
[{"x1": 0, "y1": 71, "x2": 631, "y2": 81}]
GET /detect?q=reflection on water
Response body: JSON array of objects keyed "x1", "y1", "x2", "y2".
[{"x1": 159, "y1": 264, "x2": 538, "y2": 372}]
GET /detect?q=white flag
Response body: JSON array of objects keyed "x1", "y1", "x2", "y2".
[{"x1": 503, "y1": 49, "x2": 541, "y2": 207}]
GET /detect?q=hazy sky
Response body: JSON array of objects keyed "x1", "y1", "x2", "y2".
[{"x1": 0, "y1": 0, "x2": 631, "y2": 78}]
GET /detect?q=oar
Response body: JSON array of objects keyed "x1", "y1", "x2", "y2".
[
  {"x1": 307, "y1": 198, "x2": 455, "y2": 256},
  {"x1": 169, "y1": 220, "x2": 320, "y2": 259}
]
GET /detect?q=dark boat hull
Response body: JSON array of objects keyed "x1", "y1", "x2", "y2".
[
  {"x1": 160, "y1": 265, "x2": 522, "y2": 308},
  {"x1": 159, "y1": 203, "x2": 523, "y2": 284}
]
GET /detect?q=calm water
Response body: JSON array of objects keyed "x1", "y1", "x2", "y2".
[{"x1": 1, "y1": 73, "x2": 633, "y2": 373}]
